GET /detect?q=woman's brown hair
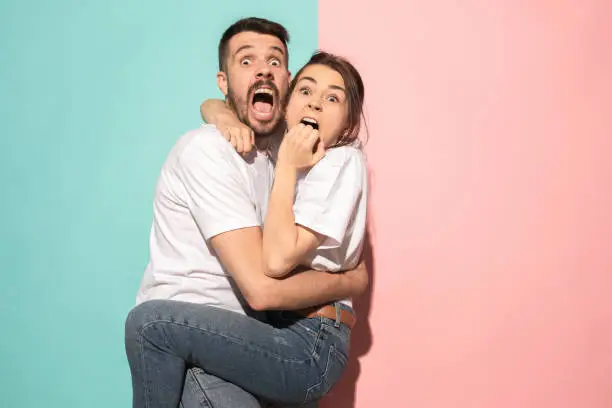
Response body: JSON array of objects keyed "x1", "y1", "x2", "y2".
[{"x1": 287, "y1": 51, "x2": 367, "y2": 147}]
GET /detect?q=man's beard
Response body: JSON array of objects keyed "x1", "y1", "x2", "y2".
[{"x1": 226, "y1": 79, "x2": 286, "y2": 138}]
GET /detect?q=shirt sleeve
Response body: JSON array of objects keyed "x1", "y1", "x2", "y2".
[
  {"x1": 174, "y1": 135, "x2": 260, "y2": 240},
  {"x1": 293, "y1": 149, "x2": 364, "y2": 249}
]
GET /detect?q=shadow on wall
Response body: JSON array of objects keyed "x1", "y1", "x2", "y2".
[{"x1": 320, "y1": 225, "x2": 376, "y2": 408}]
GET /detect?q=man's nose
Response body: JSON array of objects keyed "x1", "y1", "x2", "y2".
[{"x1": 255, "y1": 64, "x2": 273, "y2": 80}]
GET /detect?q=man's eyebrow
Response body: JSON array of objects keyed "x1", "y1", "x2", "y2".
[
  {"x1": 271, "y1": 46, "x2": 285, "y2": 56},
  {"x1": 234, "y1": 45, "x2": 285, "y2": 57},
  {"x1": 297, "y1": 76, "x2": 346, "y2": 93},
  {"x1": 234, "y1": 45, "x2": 254, "y2": 56}
]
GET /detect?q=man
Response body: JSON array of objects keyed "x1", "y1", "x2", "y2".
[{"x1": 125, "y1": 17, "x2": 367, "y2": 408}]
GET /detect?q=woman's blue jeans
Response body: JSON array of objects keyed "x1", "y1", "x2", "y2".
[{"x1": 125, "y1": 299, "x2": 352, "y2": 407}]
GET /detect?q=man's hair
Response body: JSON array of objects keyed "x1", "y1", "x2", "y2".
[{"x1": 218, "y1": 17, "x2": 290, "y2": 72}]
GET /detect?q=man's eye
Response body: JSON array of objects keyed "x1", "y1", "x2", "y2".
[
  {"x1": 269, "y1": 59, "x2": 281, "y2": 67},
  {"x1": 240, "y1": 59, "x2": 252, "y2": 66}
]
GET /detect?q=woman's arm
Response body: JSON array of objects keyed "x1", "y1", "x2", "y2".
[
  {"x1": 200, "y1": 99, "x2": 254, "y2": 155},
  {"x1": 263, "y1": 162, "x2": 325, "y2": 277},
  {"x1": 200, "y1": 99, "x2": 234, "y2": 124},
  {"x1": 263, "y1": 124, "x2": 327, "y2": 277}
]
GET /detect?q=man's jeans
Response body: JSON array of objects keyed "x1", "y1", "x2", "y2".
[{"x1": 125, "y1": 299, "x2": 351, "y2": 407}]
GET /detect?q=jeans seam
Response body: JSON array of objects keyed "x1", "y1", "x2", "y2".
[
  {"x1": 136, "y1": 325, "x2": 151, "y2": 408},
  {"x1": 188, "y1": 369, "x2": 213, "y2": 408},
  {"x1": 140, "y1": 319, "x2": 315, "y2": 364},
  {"x1": 303, "y1": 344, "x2": 335, "y2": 404}
]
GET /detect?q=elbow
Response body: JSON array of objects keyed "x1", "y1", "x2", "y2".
[
  {"x1": 199, "y1": 102, "x2": 208, "y2": 122},
  {"x1": 263, "y1": 251, "x2": 293, "y2": 278},
  {"x1": 242, "y1": 282, "x2": 278, "y2": 311},
  {"x1": 264, "y1": 260, "x2": 290, "y2": 278}
]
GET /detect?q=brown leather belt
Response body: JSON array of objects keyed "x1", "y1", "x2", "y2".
[{"x1": 297, "y1": 304, "x2": 356, "y2": 329}]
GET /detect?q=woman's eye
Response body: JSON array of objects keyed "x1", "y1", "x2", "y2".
[
  {"x1": 327, "y1": 95, "x2": 339, "y2": 103},
  {"x1": 299, "y1": 88, "x2": 311, "y2": 95}
]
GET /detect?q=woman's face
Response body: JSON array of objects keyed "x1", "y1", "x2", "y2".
[{"x1": 285, "y1": 64, "x2": 349, "y2": 148}]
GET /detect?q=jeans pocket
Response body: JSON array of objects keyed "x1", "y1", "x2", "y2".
[
  {"x1": 323, "y1": 345, "x2": 348, "y2": 391},
  {"x1": 303, "y1": 343, "x2": 348, "y2": 403}
]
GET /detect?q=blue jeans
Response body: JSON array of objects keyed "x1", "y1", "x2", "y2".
[
  {"x1": 180, "y1": 368, "x2": 318, "y2": 408},
  {"x1": 180, "y1": 367, "x2": 261, "y2": 408},
  {"x1": 125, "y1": 299, "x2": 351, "y2": 407}
]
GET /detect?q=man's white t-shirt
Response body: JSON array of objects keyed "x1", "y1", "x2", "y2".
[
  {"x1": 135, "y1": 125, "x2": 275, "y2": 315},
  {"x1": 136, "y1": 125, "x2": 367, "y2": 313}
]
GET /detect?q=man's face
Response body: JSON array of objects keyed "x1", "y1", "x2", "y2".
[{"x1": 217, "y1": 31, "x2": 291, "y2": 137}]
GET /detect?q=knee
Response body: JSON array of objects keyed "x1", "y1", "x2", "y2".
[{"x1": 124, "y1": 300, "x2": 165, "y2": 344}]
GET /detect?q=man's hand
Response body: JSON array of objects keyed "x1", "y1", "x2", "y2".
[
  {"x1": 343, "y1": 260, "x2": 369, "y2": 298},
  {"x1": 210, "y1": 226, "x2": 369, "y2": 311},
  {"x1": 277, "y1": 124, "x2": 325, "y2": 170}
]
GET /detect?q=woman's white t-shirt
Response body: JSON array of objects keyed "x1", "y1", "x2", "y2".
[{"x1": 292, "y1": 144, "x2": 368, "y2": 307}]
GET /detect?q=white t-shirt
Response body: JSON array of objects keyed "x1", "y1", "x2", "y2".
[
  {"x1": 135, "y1": 125, "x2": 275, "y2": 315},
  {"x1": 293, "y1": 145, "x2": 368, "y2": 308}
]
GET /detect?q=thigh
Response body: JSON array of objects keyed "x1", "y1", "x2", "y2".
[
  {"x1": 131, "y1": 300, "x2": 323, "y2": 404},
  {"x1": 181, "y1": 367, "x2": 261, "y2": 408}
]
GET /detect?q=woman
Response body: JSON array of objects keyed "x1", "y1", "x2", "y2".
[{"x1": 126, "y1": 51, "x2": 368, "y2": 407}]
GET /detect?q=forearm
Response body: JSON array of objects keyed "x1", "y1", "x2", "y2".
[
  {"x1": 263, "y1": 164, "x2": 300, "y2": 276},
  {"x1": 262, "y1": 268, "x2": 354, "y2": 310},
  {"x1": 211, "y1": 227, "x2": 365, "y2": 312},
  {"x1": 200, "y1": 99, "x2": 236, "y2": 125}
]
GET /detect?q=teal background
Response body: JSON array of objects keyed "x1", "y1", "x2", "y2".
[{"x1": 0, "y1": 1, "x2": 317, "y2": 406}]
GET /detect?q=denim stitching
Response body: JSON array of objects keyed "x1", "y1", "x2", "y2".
[
  {"x1": 189, "y1": 369, "x2": 214, "y2": 408},
  {"x1": 140, "y1": 319, "x2": 315, "y2": 364},
  {"x1": 136, "y1": 325, "x2": 151, "y2": 408},
  {"x1": 303, "y1": 344, "x2": 336, "y2": 404}
]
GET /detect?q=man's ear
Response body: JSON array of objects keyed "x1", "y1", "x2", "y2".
[
  {"x1": 217, "y1": 71, "x2": 228, "y2": 96},
  {"x1": 288, "y1": 71, "x2": 292, "y2": 83}
]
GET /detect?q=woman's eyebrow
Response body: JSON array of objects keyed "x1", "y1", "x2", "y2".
[{"x1": 298, "y1": 76, "x2": 346, "y2": 93}]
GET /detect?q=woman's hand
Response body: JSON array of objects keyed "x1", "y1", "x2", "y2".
[
  {"x1": 200, "y1": 99, "x2": 254, "y2": 155},
  {"x1": 219, "y1": 121, "x2": 255, "y2": 156},
  {"x1": 277, "y1": 124, "x2": 325, "y2": 170}
]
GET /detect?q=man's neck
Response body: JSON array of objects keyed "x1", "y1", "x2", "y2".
[{"x1": 254, "y1": 127, "x2": 284, "y2": 152}]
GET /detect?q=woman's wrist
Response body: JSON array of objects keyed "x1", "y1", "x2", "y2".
[{"x1": 275, "y1": 160, "x2": 299, "y2": 178}]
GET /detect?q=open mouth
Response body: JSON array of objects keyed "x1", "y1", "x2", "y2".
[
  {"x1": 251, "y1": 88, "x2": 275, "y2": 119},
  {"x1": 300, "y1": 117, "x2": 319, "y2": 130}
]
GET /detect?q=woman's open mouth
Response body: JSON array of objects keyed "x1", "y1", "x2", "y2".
[{"x1": 300, "y1": 117, "x2": 319, "y2": 130}]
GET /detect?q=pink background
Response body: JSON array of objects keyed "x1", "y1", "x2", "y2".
[{"x1": 319, "y1": 1, "x2": 612, "y2": 407}]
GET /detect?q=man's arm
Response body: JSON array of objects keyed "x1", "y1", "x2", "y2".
[
  {"x1": 178, "y1": 127, "x2": 366, "y2": 312},
  {"x1": 211, "y1": 227, "x2": 368, "y2": 311}
]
